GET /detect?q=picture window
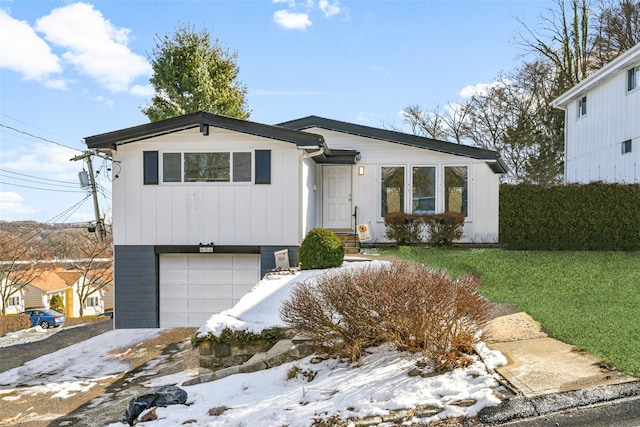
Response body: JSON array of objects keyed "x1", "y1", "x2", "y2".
[{"x1": 162, "y1": 151, "x2": 253, "y2": 183}]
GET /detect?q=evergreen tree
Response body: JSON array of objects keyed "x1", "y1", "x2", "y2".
[{"x1": 142, "y1": 25, "x2": 250, "y2": 121}]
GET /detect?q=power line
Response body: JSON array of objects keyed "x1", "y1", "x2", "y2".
[
  {"x1": 0, "y1": 168, "x2": 80, "y2": 186},
  {"x1": 0, "y1": 123, "x2": 82, "y2": 152},
  {"x1": 0, "y1": 181, "x2": 86, "y2": 193}
]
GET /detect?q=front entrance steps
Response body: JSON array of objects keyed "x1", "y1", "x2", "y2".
[
  {"x1": 335, "y1": 232, "x2": 360, "y2": 254},
  {"x1": 183, "y1": 334, "x2": 314, "y2": 386}
]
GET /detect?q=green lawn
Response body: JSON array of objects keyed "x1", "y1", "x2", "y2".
[{"x1": 377, "y1": 247, "x2": 640, "y2": 376}]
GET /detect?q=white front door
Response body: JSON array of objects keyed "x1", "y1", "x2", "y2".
[{"x1": 323, "y1": 165, "x2": 352, "y2": 230}]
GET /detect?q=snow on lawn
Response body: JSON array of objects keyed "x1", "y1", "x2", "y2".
[
  {"x1": 132, "y1": 343, "x2": 505, "y2": 426},
  {"x1": 1, "y1": 260, "x2": 508, "y2": 426}
]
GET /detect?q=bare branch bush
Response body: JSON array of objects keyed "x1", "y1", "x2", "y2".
[{"x1": 280, "y1": 262, "x2": 489, "y2": 369}]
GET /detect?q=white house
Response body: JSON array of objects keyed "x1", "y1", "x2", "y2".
[
  {"x1": 1, "y1": 267, "x2": 112, "y2": 317},
  {"x1": 0, "y1": 279, "x2": 25, "y2": 314},
  {"x1": 551, "y1": 43, "x2": 640, "y2": 183},
  {"x1": 84, "y1": 112, "x2": 506, "y2": 328}
]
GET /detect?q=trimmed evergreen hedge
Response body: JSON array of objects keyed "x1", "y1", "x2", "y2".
[{"x1": 500, "y1": 183, "x2": 640, "y2": 250}]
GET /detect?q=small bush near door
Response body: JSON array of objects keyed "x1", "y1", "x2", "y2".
[
  {"x1": 280, "y1": 261, "x2": 489, "y2": 370},
  {"x1": 299, "y1": 228, "x2": 344, "y2": 270}
]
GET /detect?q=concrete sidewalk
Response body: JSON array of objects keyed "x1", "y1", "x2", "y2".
[{"x1": 480, "y1": 305, "x2": 639, "y2": 424}]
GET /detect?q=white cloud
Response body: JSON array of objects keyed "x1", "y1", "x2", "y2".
[
  {"x1": 0, "y1": 192, "x2": 40, "y2": 220},
  {"x1": 272, "y1": 0, "x2": 297, "y2": 6},
  {"x1": 130, "y1": 83, "x2": 154, "y2": 97},
  {"x1": 1, "y1": 143, "x2": 81, "y2": 180},
  {"x1": 318, "y1": 0, "x2": 341, "y2": 17},
  {"x1": 459, "y1": 79, "x2": 512, "y2": 98},
  {"x1": 356, "y1": 112, "x2": 375, "y2": 123},
  {"x1": 35, "y1": 2, "x2": 151, "y2": 93},
  {"x1": 273, "y1": 9, "x2": 312, "y2": 30},
  {"x1": 0, "y1": 9, "x2": 62, "y2": 81}
]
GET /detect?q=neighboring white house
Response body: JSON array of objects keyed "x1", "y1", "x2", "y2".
[
  {"x1": 551, "y1": 43, "x2": 640, "y2": 183},
  {"x1": 84, "y1": 112, "x2": 506, "y2": 328},
  {"x1": 21, "y1": 268, "x2": 112, "y2": 318},
  {"x1": 0, "y1": 279, "x2": 25, "y2": 314}
]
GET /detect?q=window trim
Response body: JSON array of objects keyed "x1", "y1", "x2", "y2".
[
  {"x1": 378, "y1": 164, "x2": 406, "y2": 220},
  {"x1": 377, "y1": 163, "x2": 471, "y2": 221},
  {"x1": 160, "y1": 150, "x2": 254, "y2": 184},
  {"x1": 577, "y1": 96, "x2": 587, "y2": 118},
  {"x1": 627, "y1": 65, "x2": 640, "y2": 93},
  {"x1": 444, "y1": 165, "x2": 469, "y2": 218},
  {"x1": 410, "y1": 165, "x2": 437, "y2": 215},
  {"x1": 85, "y1": 296, "x2": 100, "y2": 308}
]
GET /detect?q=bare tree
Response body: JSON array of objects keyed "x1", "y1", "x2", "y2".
[
  {"x1": 593, "y1": 0, "x2": 640, "y2": 66},
  {"x1": 402, "y1": 104, "x2": 450, "y2": 140},
  {"x1": 519, "y1": 0, "x2": 593, "y2": 91},
  {"x1": 0, "y1": 232, "x2": 48, "y2": 315},
  {"x1": 67, "y1": 234, "x2": 113, "y2": 317}
]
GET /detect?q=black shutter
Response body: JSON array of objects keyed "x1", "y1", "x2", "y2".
[
  {"x1": 255, "y1": 150, "x2": 271, "y2": 184},
  {"x1": 143, "y1": 151, "x2": 159, "y2": 185}
]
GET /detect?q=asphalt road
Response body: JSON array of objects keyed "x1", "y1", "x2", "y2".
[
  {"x1": 0, "y1": 320, "x2": 113, "y2": 373},
  {"x1": 500, "y1": 395, "x2": 640, "y2": 426}
]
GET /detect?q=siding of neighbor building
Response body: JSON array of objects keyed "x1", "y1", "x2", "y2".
[{"x1": 556, "y1": 45, "x2": 640, "y2": 184}]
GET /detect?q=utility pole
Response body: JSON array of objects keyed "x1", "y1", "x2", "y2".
[{"x1": 72, "y1": 151, "x2": 106, "y2": 243}]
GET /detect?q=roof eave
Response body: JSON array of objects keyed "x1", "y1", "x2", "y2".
[
  {"x1": 84, "y1": 111, "x2": 325, "y2": 150},
  {"x1": 279, "y1": 116, "x2": 506, "y2": 173},
  {"x1": 551, "y1": 43, "x2": 640, "y2": 108}
]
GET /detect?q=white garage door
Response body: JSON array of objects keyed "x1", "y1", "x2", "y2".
[{"x1": 159, "y1": 254, "x2": 260, "y2": 328}]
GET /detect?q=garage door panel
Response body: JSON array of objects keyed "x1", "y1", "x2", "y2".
[
  {"x1": 232, "y1": 283, "x2": 255, "y2": 297},
  {"x1": 162, "y1": 312, "x2": 188, "y2": 328},
  {"x1": 233, "y1": 254, "x2": 260, "y2": 268},
  {"x1": 189, "y1": 269, "x2": 232, "y2": 284},
  {"x1": 189, "y1": 298, "x2": 233, "y2": 312},
  {"x1": 160, "y1": 270, "x2": 188, "y2": 284},
  {"x1": 189, "y1": 284, "x2": 233, "y2": 299},
  {"x1": 233, "y1": 269, "x2": 260, "y2": 284},
  {"x1": 203, "y1": 255, "x2": 234, "y2": 268},
  {"x1": 160, "y1": 254, "x2": 260, "y2": 328},
  {"x1": 161, "y1": 284, "x2": 187, "y2": 295},
  {"x1": 161, "y1": 254, "x2": 189, "y2": 269},
  {"x1": 160, "y1": 297, "x2": 188, "y2": 312}
]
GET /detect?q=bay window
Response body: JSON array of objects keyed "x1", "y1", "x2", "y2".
[{"x1": 379, "y1": 164, "x2": 469, "y2": 219}]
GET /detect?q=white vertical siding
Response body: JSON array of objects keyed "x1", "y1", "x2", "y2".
[
  {"x1": 112, "y1": 129, "x2": 302, "y2": 246},
  {"x1": 306, "y1": 129, "x2": 501, "y2": 243},
  {"x1": 565, "y1": 67, "x2": 640, "y2": 183}
]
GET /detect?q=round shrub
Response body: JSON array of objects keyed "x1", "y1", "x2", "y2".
[
  {"x1": 49, "y1": 294, "x2": 65, "y2": 314},
  {"x1": 299, "y1": 228, "x2": 344, "y2": 270}
]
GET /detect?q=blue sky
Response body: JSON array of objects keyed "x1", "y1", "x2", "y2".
[{"x1": 0, "y1": 0, "x2": 553, "y2": 223}]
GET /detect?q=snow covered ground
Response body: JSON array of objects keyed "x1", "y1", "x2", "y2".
[{"x1": 0, "y1": 260, "x2": 508, "y2": 426}]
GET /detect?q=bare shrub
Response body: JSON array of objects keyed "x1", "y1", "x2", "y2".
[
  {"x1": 0, "y1": 314, "x2": 31, "y2": 336},
  {"x1": 280, "y1": 262, "x2": 489, "y2": 367}
]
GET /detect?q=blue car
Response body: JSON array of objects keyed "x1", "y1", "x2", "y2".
[{"x1": 22, "y1": 308, "x2": 65, "y2": 329}]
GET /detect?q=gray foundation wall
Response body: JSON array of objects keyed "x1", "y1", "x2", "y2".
[{"x1": 114, "y1": 245, "x2": 159, "y2": 328}]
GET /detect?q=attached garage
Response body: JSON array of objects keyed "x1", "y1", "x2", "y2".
[{"x1": 159, "y1": 253, "x2": 260, "y2": 327}]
